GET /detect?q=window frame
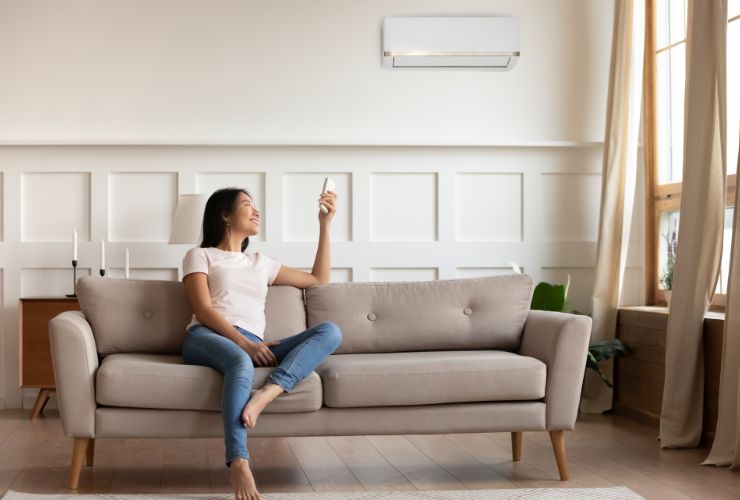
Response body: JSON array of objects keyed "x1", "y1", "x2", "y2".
[{"x1": 645, "y1": 1, "x2": 740, "y2": 310}]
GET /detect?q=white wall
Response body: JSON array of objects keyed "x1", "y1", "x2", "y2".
[
  {"x1": 0, "y1": 0, "x2": 641, "y2": 410},
  {"x1": 0, "y1": 0, "x2": 613, "y2": 144}
]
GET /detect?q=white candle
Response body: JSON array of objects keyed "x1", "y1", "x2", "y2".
[
  {"x1": 100, "y1": 240, "x2": 106, "y2": 270},
  {"x1": 73, "y1": 228, "x2": 78, "y2": 261},
  {"x1": 125, "y1": 247, "x2": 130, "y2": 279}
]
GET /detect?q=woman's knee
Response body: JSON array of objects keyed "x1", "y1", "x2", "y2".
[
  {"x1": 224, "y1": 350, "x2": 254, "y2": 374},
  {"x1": 318, "y1": 321, "x2": 343, "y2": 348}
]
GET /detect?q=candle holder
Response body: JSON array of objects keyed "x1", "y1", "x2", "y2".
[
  {"x1": 99, "y1": 269, "x2": 107, "y2": 277},
  {"x1": 65, "y1": 260, "x2": 78, "y2": 297}
]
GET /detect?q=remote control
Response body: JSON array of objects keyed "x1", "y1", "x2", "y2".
[{"x1": 320, "y1": 177, "x2": 336, "y2": 214}]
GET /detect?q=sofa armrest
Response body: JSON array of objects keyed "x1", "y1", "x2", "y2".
[
  {"x1": 49, "y1": 310, "x2": 99, "y2": 438},
  {"x1": 518, "y1": 310, "x2": 592, "y2": 430}
]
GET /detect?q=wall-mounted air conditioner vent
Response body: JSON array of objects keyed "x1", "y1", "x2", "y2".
[{"x1": 381, "y1": 17, "x2": 520, "y2": 71}]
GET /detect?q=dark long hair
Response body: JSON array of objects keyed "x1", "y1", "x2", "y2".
[{"x1": 200, "y1": 188, "x2": 252, "y2": 252}]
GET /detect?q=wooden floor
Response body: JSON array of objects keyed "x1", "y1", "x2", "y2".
[{"x1": 1, "y1": 410, "x2": 739, "y2": 499}]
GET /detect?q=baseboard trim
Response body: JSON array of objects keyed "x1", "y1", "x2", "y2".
[
  {"x1": 614, "y1": 403, "x2": 716, "y2": 447},
  {"x1": 613, "y1": 403, "x2": 659, "y2": 429}
]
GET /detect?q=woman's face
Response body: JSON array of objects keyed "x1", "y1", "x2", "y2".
[{"x1": 226, "y1": 192, "x2": 260, "y2": 237}]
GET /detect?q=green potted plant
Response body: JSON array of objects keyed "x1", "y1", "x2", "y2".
[
  {"x1": 507, "y1": 262, "x2": 630, "y2": 387},
  {"x1": 659, "y1": 230, "x2": 677, "y2": 307}
]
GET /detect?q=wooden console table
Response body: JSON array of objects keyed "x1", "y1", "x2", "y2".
[{"x1": 19, "y1": 297, "x2": 81, "y2": 419}]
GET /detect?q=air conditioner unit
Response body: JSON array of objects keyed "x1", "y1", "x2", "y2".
[{"x1": 381, "y1": 17, "x2": 520, "y2": 71}]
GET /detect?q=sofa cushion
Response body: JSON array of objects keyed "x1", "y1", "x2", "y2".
[
  {"x1": 76, "y1": 276, "x2": 305, "y2": 355},
  {"x1": 315, "y1": 350, "x2": 546, "y2": 408},
  {"x1": 305, "y1": 274, "x2": 534, "y2": 354},
  {"x1": 96, "y1": 353, "x2": 322, "y2": 412}
]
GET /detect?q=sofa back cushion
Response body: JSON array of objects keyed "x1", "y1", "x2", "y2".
[
  {"x1": 76, "y1": 276, "x2": 306, "y2": 355},
  {"x1": 305, "y1": 274, "x2": 534, "y2": 354}
]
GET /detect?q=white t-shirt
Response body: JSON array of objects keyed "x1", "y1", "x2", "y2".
[{"x1": 182, "y1": 246, "x2": 282, "y2": 340}]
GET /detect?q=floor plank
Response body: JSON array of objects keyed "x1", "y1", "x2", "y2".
[
  {"x1": 0, "y1": 412, "x2": 55, "y2": 493},
  {"x1": 159, "y1": 438, "x2": 213, "y2": 494},
  {"x1": 365, "y1": 435, "x2": 465, "y2": 490},
  {"x1": 106, "y1": 438, "x2": 165, "y2": 493},
  {"x1": 405, "y1": 434, "x2": 517, "y2": 489},
  {"x1": 573, "y1": 417, "x2": 740, "y2": 500},
  {"x1": 445, "y1": 432, "x2": 559, "y2": 487},
  {"x1": 248, "y1": 437, "x2": 313, "y2": 493},
  {"x1": 326, "y1": 436, "x2": 416, "y2": 492},
  {"x1": 1, "y1": 409, "x2": 739, "y2": 499},
  {"x1": 286, "y1": 436, "x2": 364, "y2": 492}
]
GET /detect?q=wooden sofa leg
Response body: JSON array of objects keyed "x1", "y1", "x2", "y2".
[
  {"x1": 86, "y1": 438, "x2": 95, "y2": 467},
  {"x1": 69, "y1": 438, "x2": 90, "y2": 489},
  {"x1": 549, "y1": 430, "x2": 569, "y2": 481},
  {"x1": 511, "y1": 432, "x2": 522, "y2": 461}
]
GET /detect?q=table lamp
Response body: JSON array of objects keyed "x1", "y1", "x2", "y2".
[{"x1": 169, "y1": 194, "x2": 208, "y2": 244}]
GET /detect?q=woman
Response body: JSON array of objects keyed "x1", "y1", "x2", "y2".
[{"x1": 181, "y1": 187, "x2": 341, "y2": 500}]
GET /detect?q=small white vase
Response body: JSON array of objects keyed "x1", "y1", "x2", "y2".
[{"x1": 665, "y1": 290, "x2": 672, "y2": 308}]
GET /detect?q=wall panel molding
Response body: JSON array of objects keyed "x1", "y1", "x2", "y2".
[{"x1": 0, "y1": 143, "x2": 644, "y2": 410}]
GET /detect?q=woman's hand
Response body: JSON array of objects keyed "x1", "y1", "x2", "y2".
[
  {"x1": 242, "y1": 340, "x2": 280, "y2": 367},
  {"x1": 318, "y1": 190, "x2": 337, "y2": 225}
]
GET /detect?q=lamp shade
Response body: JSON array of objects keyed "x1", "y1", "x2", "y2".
[{"x1": 169, "y1": 194, "x2": 208, "y2": 244}]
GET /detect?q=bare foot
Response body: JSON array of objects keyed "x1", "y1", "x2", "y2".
[
  {"x1": 230, "y1": 458, "x2": 261, "y2": 500},
  {"x1": 242, "y1": 383, "x2": 284, "y2": 428}
]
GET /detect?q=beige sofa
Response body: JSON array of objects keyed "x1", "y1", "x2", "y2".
[{"x1": 49, "y1": 273, "x2": 591, "y2": 490}]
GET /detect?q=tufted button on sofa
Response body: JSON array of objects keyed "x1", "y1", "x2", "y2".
[{"x1": 49, "y1": 274, "x2": 591, "y2": 489}]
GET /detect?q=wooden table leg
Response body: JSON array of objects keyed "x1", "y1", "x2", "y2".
[{"x1": 29, "y1": 388, "x2": 55, "y2": 420}]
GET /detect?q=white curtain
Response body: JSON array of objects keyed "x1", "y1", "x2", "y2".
[
  {"x1": 703, "y1": 136, "x2": 740, "y2": 467},
  {"x1": 583, "y1": 0, "x2": 645, "y2": 414},
  {"x1": 659, "y1": 0, "x2": 727, "y2": 448}
]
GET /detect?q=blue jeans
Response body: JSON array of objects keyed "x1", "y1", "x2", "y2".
[{"x1": 181, "y1": 321, "x2": 342, "y2": 467}]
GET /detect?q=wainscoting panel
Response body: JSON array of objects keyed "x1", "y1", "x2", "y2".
[
  {"x1": 21, "y1": 172, "x2": 90, "y2": 243},
  {"x1": 455, "y1": 173, "x2": 522, "y2": 242},
  {"x1": 284, "y1": 172, "x2": 352, "y2": 242},
  {"x1": 20, "y1": 268, "x2": 92, "y2": 297},
  {"x1": 108, "y1": 172, "x2": 178, "y2": 242},
  {"x1": 0, "y1": 144, "x2": 646, "y2": 410},
  {"x1": 298, "y1": 268, "x2": 353, "y2": 284},
  {"x1": 456, "y1": 268, "x2": 520, "y2": 278},
  {"x1": 370, "y1": 268, "x2": 439, "y2": 282},
  {"x1": 107, "y1": 268, "x2": 179, "y2": 281},
  {"x1": 540, "y1": 173, "x2": 602, "y2": 242},
  {"x1": 371, "y1": 173, "x2": 437, "y2": 242}
]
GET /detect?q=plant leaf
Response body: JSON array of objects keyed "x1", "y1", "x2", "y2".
[
  {"x1": 585, "y1": 340, "x2": 632, "y2": 388},
  {"x1": 531, "y1": 282, "x2": 566, "y2": 312},
  {"x1": 586, "y1": 351, "x2": 613, "y2": 388},
  {"x1": 589, "y1": 339, "x2": 631, "y2": 362}
]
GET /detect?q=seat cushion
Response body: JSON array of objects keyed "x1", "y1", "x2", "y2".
[
  {"x1": 305, "y1": 274, "x2": 534, "y2": 354},
  {"x1": 315, "y1": 350, "x2": 546, "y2": 408},
  {"x1": 96, "y1": 353, "x2": 322, "y2": 412}
]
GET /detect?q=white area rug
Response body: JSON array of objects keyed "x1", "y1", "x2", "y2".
[{"x1": 1, "y1": 488, "x2": 644, "y2": 499}]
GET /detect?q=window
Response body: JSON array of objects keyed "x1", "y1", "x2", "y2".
[{"x1": 647, "y1": 0, "x2": 740, "y2": 307}]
